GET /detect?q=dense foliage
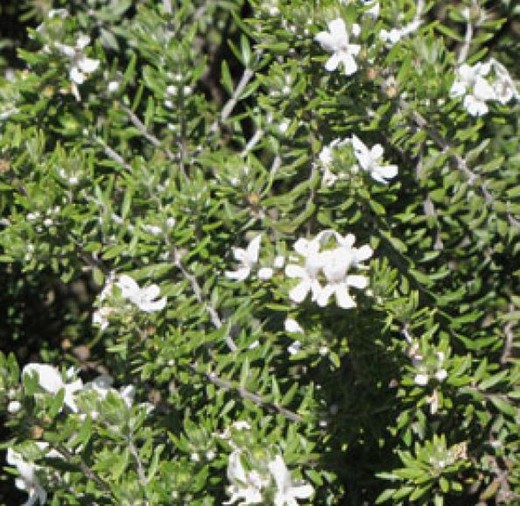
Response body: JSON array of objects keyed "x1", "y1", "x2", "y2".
[{"x1": 1, "y1": 0, "x2": 519, "y2": 504}]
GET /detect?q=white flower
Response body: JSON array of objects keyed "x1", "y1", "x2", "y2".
[
  {"x1": 287, "y1": 340, "x2": 302, "y2": 356},
  {"x1": 450, "y1": 63, "x2": 496, "y2": 116},
  {"x1": 274, "y1": 255, "x2": 285, "y2": 269},
  {"x1": 232, "y1": 421, "x2": 252, "y2": 431},
  {"x1": 55, "y1": 35, "x2": 100, "y2": 85},
  {"x1": 317, "y1": 243, "x2": 372, "y2": 309},
  {"x1": 427, "y1": 389, "x2": 440, "y2": 415},
  {"x1": 142, "y1": 224, "x2": 162, "y2": 236},
  {"x1": 315, "y1": 18, "x2": 361, "y2": 76},
  {"x1": 414, "y1": 373, "x2": 429, "y2": 386},
  {"x1": 380, "y1": 20, "x2": 422, "y2": 46},
  {"x1": 380, "y1": 28, "x2": 403, "y2": 45},
  {"x1": 107, "y1": 80, "x2": 119, "y2": 93},
  {"x1": 23, "y1": 363, "x2": 83, "y2": 413},
  {"x1": 317, "y1": 138, "x2": 349, "y2": 186},
  {"x1": 268, "y1": 455, "x2": 314, "y2": 506},
  {"x1": 284, "y1": 318, "x2": 304, "y2": 334},
  {"x1": 285, "y1": 230, "x2": 372, "y2": 308},
  {"x1": 351, "y1": 134, "x2": 398, "y2": 184},
  {"x1": 223, "y1": 450, "x2": 267, "y2": 505},
  {"x1": 116, "y1": 274, "x2": 166, "y2": 312},
  {"x1": 285, "y1": 237, "x2": 323, "y2": 303},
  {"x1": 225, "y1": 235, "x2": 262, "y2": 281},
  {"x1": 83, "y1": 374, "x2": 135, "y2": 408},
  {"x1": 258, "y1": 267, "x2": 274, "y2": 281},
  {"x1": 489, "y1": 59, "x2": 519, "y2": 105},
  {"x1": 8, "y1": 400, "x2": 22, "y2": 414},
  {"x1": 434, "y1": 369, "x2": 448, "y2": 382},
  {"x1": 92, "y1": 306, "x2": 114, "y2": 331},
  {"x1": 7, "y1": 448, "x2": 47, "y2": 506}
]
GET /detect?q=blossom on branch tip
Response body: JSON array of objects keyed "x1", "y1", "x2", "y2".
[
  {"x1": 54, "y1": 35, "x2": 99, "y2": 100},
  {"x1": 225, "y1": 235, "x2": 262, "y2": 281},
  {"x1": 223, "y1": 450, "x2": 267, "y2": 505},
  {"x1": 317, "y1": 247, "x2": 371, "y2": 309},
  {"x1": 317, "y1": 138, "x2": 350, "y2": 186},
  {"x1": 314, "y1": 18, "x2": 361, "y2": 76},
  {"x1": 285, "y1": 230, "x2": 373, "y2": 309},
  {"x1": 116, "y1": 274, "x2": 167, "y2": 313},
  {"x1": 6, "y1": 448, "x2": 47, "y2": 506},
  {"x1": 23, "y1": 363, "x2": 83, "y2": 413},
  {"x1": 268, "y1": 455, "x2": 314, "y2": 506},
  {"x1": 351, "y1": 134, "x2": 398, "y2": 184},
  {"x1": 450, "y1": 63, "x2": 495, "y2": 116}
]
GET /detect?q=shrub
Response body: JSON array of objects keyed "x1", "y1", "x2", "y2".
[{"x1": 1, "y1": 1, "x2": 519, "y2": 504}]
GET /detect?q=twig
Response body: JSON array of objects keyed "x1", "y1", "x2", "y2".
[
  {"x1": 458, "y1": 8, "x2": 473, "y2": 64},
  {"x1": 94, "y1": 136, "x2": 132, "y2": 171},
  {"x1": 53, "y1": 443, "x2": 113, "y2": 496},
  {"x1": 210, "y1": 66, "x2": 256, "y2": 134},
  {"x1": 500, "y1": 303, "x2": 516, "y2": 365},
  {"x1": 118, "y1": 103, "x2": 177, "y2": 162},
  {"x1": 172, "y1": 249, "x2": 237, "y2": 351},
  {"x1": 240, "y1": 128, "x2": 264, "y2": 157},
  {"x1": 129, "y1": 440, "x2": 148, "y2": 488},
  {"x1": 189, "y1": 364, "x2": 303, "y2": 423}
]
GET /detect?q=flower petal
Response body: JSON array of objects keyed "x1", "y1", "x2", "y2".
[
  {"x1": 353, "y1": 245, "x2": 373, "y2": 263},
  {"x1": 346, "y1": 274, "x2": 368, "y2": 289},
  {"x1": 325, "y1": 53, "x2": 341, "y2": 72},
  {"x1": 316, "y1": 284, "x2": 334, "y2": 307},
  {"x1": 79, "y1": 56, "x2": 100, "y2": 73},
  {"x1": 289, "y1": 279, "x2": 311, "y2": 303},
  {"x1": 314, "y1": 32, "x2": 336, "y2": 52},
  {"x1": 340, "y1": 53, "x2": 358, "y2": 76},
  {"x1": 247, "y1": 235, "x2": 262, "y2": 263},
  {"x1": 225, "y1": 266, "x2": 251, "y2": 281},
  {"x1": 335, "y1": 286, "x2": 356, "y2": 309}
]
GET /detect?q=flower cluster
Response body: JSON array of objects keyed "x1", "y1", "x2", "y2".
[
  {"x1": 318, "y1": 135, "x2": 398, "y2": 186},
  {"x1": 92, "y1": 273, "x2": 166, "y2": 330},
  {"x1": 20, "y1": 363, "x2": 138, "y2": 415},
  {"x1": 224, "y1": 449, "x2": 313, "y2": 505},
  {"x1": 9, "y1": 364, "x2": 145, "y2": 504},
  {"x1": 285, "y1": 230, "x2": 373, "y2": 309},
  {"x1": 54, "y1": 35, "x2": 100, "y2": 100},
  {"x1": 6, "y1": 443, "x2": 61, "y2": 506},
  {"x1": 450, "y1": 59, "x2": 519, "y2": 116}
]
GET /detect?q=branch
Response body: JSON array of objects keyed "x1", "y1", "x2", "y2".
[
  {"x1": 172, "y1": 249, "x2": 237, "y2": 351},
  {"x1": 53, "y1": 443, "x2": 113, "y2": 496},
  {"x1": 188, "y1": 364, "x2": 303, "y2": 423},
  {"x1": 94, "y1": 136, "x2": 132, "y2": 171},
  {"x1": 129, "y1": 440, "x2": 148, "y2": 488},
  {"x1": 210, "y1": 64, "x2": 256, "y2": 135},
  {"x1": 118, "y1": 103, "x2": 178, "y2": 162},
  {"x1": 457, "y1": 8, "x2": 473, "y2": 64},
  {"x1": 402, "y1": 102, "x2": 519, "y2": 228},
  {"x1": 500, "y1": 303, "x2": 516, "y2": 365}
]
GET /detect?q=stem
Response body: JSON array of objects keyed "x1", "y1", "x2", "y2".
[
  {"x1": 172, "y1": 249, "x2": 237, "y2": 351},
  {"x1": 94, "y1": 136, "x2": 132, "y2": 171},
  {"x1": 188, "y1": 364, "x2": 303, "y2": 423}
]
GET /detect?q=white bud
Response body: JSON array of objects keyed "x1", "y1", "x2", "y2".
[
  {"x1": 258, "y1": 267, "x2": 274, "y2": 280},
  {"x1": 8, "y1": 400, "x2": 22, "y2": 414},
  {"x1": 284, "y1": 318, "x2": 303, "y2": 334},
  {"x1": 414, "y1": 373, "x2": 429, "y2": 386}
]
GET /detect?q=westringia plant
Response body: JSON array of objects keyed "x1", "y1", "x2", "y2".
[{"x1": 0, "y1": 0, "x2": 519, "y2": 504}]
